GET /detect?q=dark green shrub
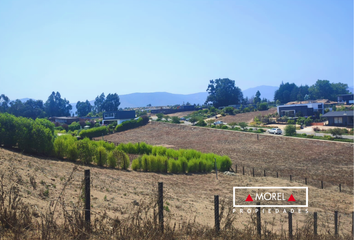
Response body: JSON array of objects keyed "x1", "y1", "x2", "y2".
[
  {"x1": 221, "y1": 125, "x2": 228, "y2": 129},
  {"x1": 329, "y1": 128, "x2": 342, "y2": 138},
  {"x1": 171, "y1": 116, "x2": 180, "y2": 123},
  {"x1": 79, "y1": 126, "x2": 107, "y2": 139},
  {"x1": 68, "y1": 122, "x2": 81, "y2": 131},
  {"x1": 287, "y1": 120, "x2": 295, "y2": 124},
  {"x1": 285, "y1": 125, "x2": 296, "y2": 136},
  {"x1": 306, "y1": 135, "x2": 314, "y2": 138},
  {"x1": 195, "y1": 120, "x2": 207, "y2": 126}
]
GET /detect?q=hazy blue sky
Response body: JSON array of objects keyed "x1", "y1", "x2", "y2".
[{"x1": 0, "y1": 0, "x2": 352, "y2": 102}]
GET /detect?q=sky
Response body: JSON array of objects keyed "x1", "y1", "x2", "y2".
[{"x1": 0, "y1": 0, "x2": 353, "y2": 103}]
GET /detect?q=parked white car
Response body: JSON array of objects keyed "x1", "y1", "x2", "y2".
[
  {"x1": 214, "y1": 121, "x2": 224, "y2": 125},
  {"x1": 267, "y1": 128, "x2": 282, "y2": 134}
]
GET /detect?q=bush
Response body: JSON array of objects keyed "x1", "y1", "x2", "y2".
[
  {"x1": 120, "y1": 151, "x2": 130, "y2": 170},
  {"x1": 313, "y1": 127, "x2": 320, "y2": 132},
  {"x1": 68, "y1": 122, "x2": 81, "y2": 132},
  {"x1": 115, "y1": 117, "x2": 148, "y2": 132},
  {"x1": 77, "y1": 138, "x2": 95, "y2": 164},
  {"x1": 329, "y1": 128, "x2": 342, "y2": 138},
  {"x1": 306, "y1": 135, "x2": 314, "y2": 138},
  {"x1": 284, "y1": 125, "x2": 296, "y2": 136},
  {"x1": 131, "y1": 158, "x2": 140, "y2": 171},
  {"x1": 195, "y1": 120, "x2": 207, "y2": 126},
  {"x1": 53, "y1": 137, "x2": 66, "y2": 159},
  {"x1": 287, "y1": 120, "x2": 295, "y2": 124},
  {"x1": 107, "y1": 151, "x2": 117, "y2": 168},
  {"x1": 171, "y1": 116, "x2": 180, "y2": 124},
  {"x1": 168, "y1": 159, "x2": 181, "y2": 173},
  {"x1": 95, "y1": 146, "x2": 107, "y2": 167},
  {"x1": 324, "y1": 135, "x2": 334, "y2": 140},
  {"x1": 239, "y1": 122, "x2": 248, "y2": 130},
  {"x1": 258, "y1": 102, "x2": 268, "y2": 111},
  {"x1": 221, "y1": 125, "x2": 228, "y2": 129},
  {"x1": 79, "y1": 126, "x2": 107, "y2": 139}
]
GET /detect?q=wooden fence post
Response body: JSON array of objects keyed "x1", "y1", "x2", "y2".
[
  {"x1": 235, "y1": 164, "x2": 237, "y2": 173},
  {"x1": 214, "y1": 195, "x2": 220, "y2": 233},
  {"x1": 288, "y1": 212, "x2": 293, "y2": 239},
  {"x1": 84, "y1": 169, "x2": 91, "y2": 231},
  {"x1": 321, "y1": 181, "x2": 323, "y2": 189},
  {"x1": 276, "y1": 172, "x2": 278, "y2": 178},
  {"x1": 314, "y1": 212, "x2": 317, "y2": 236},
  {"x1": 253, "y1": 168, "x2": 255, "y2": 177},
  {"x1": 305, "y1": 178, "x2": 307, "y2": 185},
  {"x1": 257, "y1": 202, "x2": 261, "y2": 236},
  {"x1": 158, "y1": 182, "x2": 164, "y2": 233},
  {"x1": 352, "y1": 211, "x2": 354, "y2": 237},
  {"x1": 339, "y1": 184, "x2": 341, "y2": 192},
  {"x1": 290, "y1": 175, "x2": 292, "y2": 181},
  {"x1": 334, "y1": 211, "x2": 338, "y2": 236},
  {"x1": 264, "y1": 170, "x2": 266, "y2": 177},
  {"x1": 243, "y1": 166, "x2": 245, "y2": 175}
]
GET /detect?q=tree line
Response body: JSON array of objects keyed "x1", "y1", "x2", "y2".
[
  {"x1": 0, "y1": 92, "x2": 121, "y2": 118},
  {"x1": 204, "y1": 78, "x2": 351, "y2": 108},
  {"x1": 274, "y1": 80, "x2": 350, "y2": 104}
]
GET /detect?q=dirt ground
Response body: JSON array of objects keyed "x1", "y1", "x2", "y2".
[
  {"x1": 101, "y1": 122, "x2": 353, "y2": 189},
  {"x1": 0, "y1": 147, "x2": 352, "y2": 235},
  {"x1": 218, "y1": 108, "x2": 277, "y2": 123}
]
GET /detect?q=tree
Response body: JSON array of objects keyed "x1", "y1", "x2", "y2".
[
  {"x1": 0, "y1": 94, "x2": 10, "y2": 112},
  {"x1": 164, "y1": 115, "x2": 170, "y2": 121},
  {"x1": 205, "y1": 78, "x2": 243, "y2": 108},
  {"x1": 44, "y1": 92, "x2": 72, "y2": 117},
  {"x1": 228, "y1": 122, "x2": 237, "y2": 129},
  {"x1": 189, "y1": 116, "x2": 199, "y2": 125},
  {"x1": 239, "y1": 122, "x2": 248, "y2": 130},
  {"x1": 171, "y1": 116, "x2": 180, "y2": 123},
  {"x1": 156, "y1": 113, "x2": 164, "y2": 120},
  {"x1": 76, "y1": 100, "x2": 92, "y2": 117},
  {"x1": 308, "y1": 80, "x2": 333, "y2": 100},
  {"x1": 274, "y1": 82, "x2": 298, "y2": 103},
  {"x1": 258, "y1": 102, "x2": 268, "y2": 111},
  {"x1": 206, "y1": 119, "x2": 215, "y2": 127},
  {"x1": 284, "y1": 125, "x2": 296, "y2": 136},
  {"x1": 103, "y1": 93, "x2": 120, "y2": 112},
  {"x1": 94, "y1": 93, "x2": 105, "y2": 114},
  {"x1": 254, "y1": 91, "x2": 261, "y2": 104},
  {"x1": 329, "y1": 128, "x2": 342, "y2": 138},
  {"x1": 22, "y1": 99, "x2": 46, "y2": 119},
  {"x1": 195, "y1": 120, "x2": 207, "y2": 126}
]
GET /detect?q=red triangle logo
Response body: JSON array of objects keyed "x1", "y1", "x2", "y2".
[
  {"x1": 245, "y1": 194, "x2": 253, "y2": 202},
  {"x1": 288, "y1": 194, "x2": 296, "y2": 202}
]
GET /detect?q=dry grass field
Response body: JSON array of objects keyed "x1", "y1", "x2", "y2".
[
  {"x1": 102, "y1": 122, "x2": 353, "y2": 189},
  {"x1": 0, "y1": 147, "x2": 353, "y2": 238}
]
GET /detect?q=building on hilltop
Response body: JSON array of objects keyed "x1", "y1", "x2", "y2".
[
  {"x1": 322, "y1": 111, "x2": 354, "y2": 127},
  {"x1": 102, "y1": 110, "x2": 136, "y2": 125},
  {"x1": 337, "y1": 94, "x2": 354, "y2": 105},
  {"x1": 277, "y1": 103, "x2": 324, "y2": 117}
]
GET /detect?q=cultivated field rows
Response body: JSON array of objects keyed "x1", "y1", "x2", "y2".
[{"x1": 102, "y1": 122, "x2": 354, "y2": 187}]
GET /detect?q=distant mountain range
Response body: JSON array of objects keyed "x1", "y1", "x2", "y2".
[{"x1": 19, "y1": 85, "x2": 353, "y2": 115}]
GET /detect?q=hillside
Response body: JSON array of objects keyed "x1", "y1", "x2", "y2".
[{"x1": 0, "y1": 147, "x2": 352, "y2": 237}]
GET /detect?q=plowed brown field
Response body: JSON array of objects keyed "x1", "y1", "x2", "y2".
[{"x1": 101, "y1": 121, "x2": 353, "y2": 188}]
